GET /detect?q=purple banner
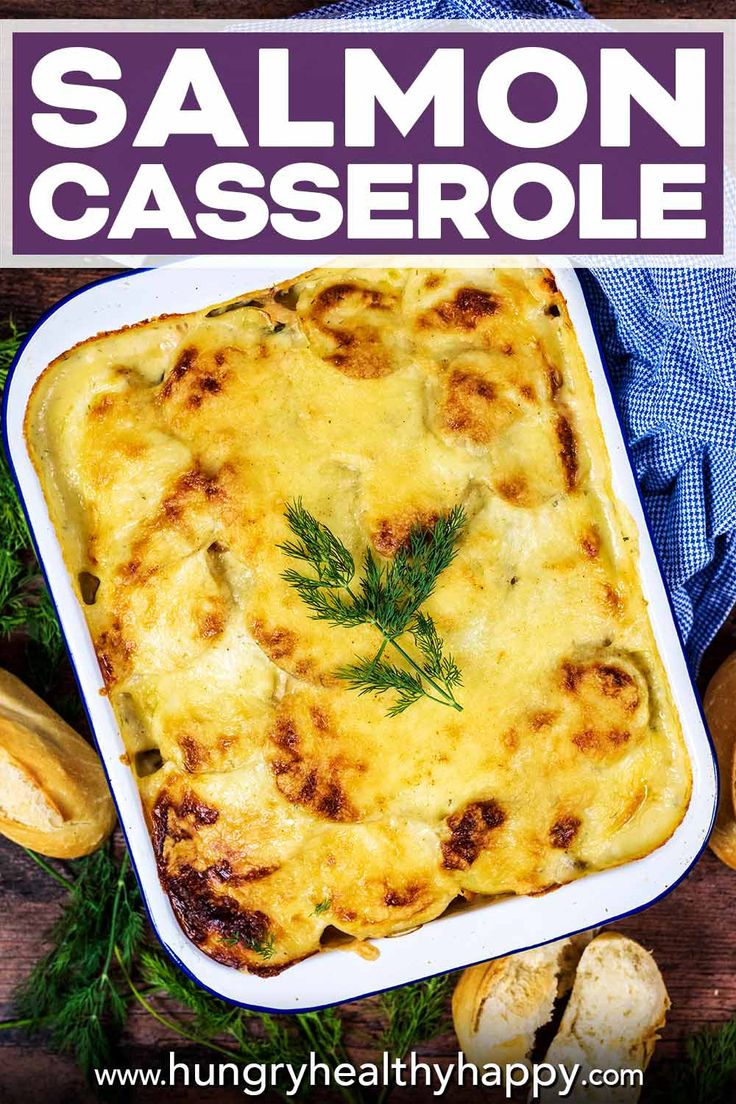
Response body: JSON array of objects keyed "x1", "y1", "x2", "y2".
[{"x1": 11, "y1": 29, "x2": 725, "y2": 257}]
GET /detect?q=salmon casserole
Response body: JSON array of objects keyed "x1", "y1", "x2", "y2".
[{"x1": 25, "y1": 267, "x2": 692, "y2": 974}]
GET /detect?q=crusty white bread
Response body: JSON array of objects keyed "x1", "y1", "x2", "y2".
[
  {"x1": 453, "y1": 933, "x2": 593, "y2": 1069},
  {"x1": 0, "y1": 743, "x2": 65, "y2": 829},
  {"x1": 539, "y1": 933, "x2": 669, "y2": 1103},
  {"x1": 0, "y1": 669, "x2": 115, "y2": 858},
  {"x1": 704, "y1": 654, "x2": 736, "y2": 869}
]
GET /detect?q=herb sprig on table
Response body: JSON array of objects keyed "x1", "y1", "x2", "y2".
[
  {"x1": 280, "y1": 499, "x2": 466, "y2": 716},
  {"x1": 0, "y1": 321, "x2": 64, "y2": 688},
  {"x1": 650, "y1": 1018, "x2": 736, "y2": 1104},
  {"x1": 11, "y1": 844, "x2": 143, "y2": 1073},
  {"x1": 0, "y1": 847, "x2": 454, "y2": 1103}
]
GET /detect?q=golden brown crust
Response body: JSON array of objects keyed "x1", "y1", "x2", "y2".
[
  {"x1": 0, "y1": 669, "x2": 116, "y2": 858},
  {"x1": 452, "y1": 933, "x2": 595, "y2": 1070},
  {"x1": 704, "y1": 654, "x2": 736, "y2": 868},
  {"x1": 539, "y1": 933, "x2": 669, "y2": 1101},
  {"x1": 24, "y1": 266, "x2": 691, "y2": 972}
]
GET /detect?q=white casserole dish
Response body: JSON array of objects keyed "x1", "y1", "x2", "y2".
[{"x1": 2, "y1": 259, "x2": 718, "y2": 1012}]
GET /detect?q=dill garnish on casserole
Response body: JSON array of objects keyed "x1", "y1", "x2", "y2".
[
  {"x1": 280, "y1": 499, "x2": 466, "y2": 715},
  {"x1": 25, "y1": 267, "x2": 691, "y2": 974}
]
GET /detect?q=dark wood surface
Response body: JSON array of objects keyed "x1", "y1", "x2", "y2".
[
  {"x1": 0, "y1": 0, "x2": 735, "y2": 18},
  {"x1": 2, "y1": 4, "x2": 736, "y2": 1099}
]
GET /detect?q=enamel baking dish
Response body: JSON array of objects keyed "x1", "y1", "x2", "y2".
[{"x1": 2, "y1": 259, "x2": 718, "y2": 1012}]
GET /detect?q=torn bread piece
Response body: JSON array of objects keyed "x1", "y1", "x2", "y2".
[
  {"x1": 539, "y1": 933, "x2": 669, "y2": 1103},
  {"x1": 452, "y1": 933, "x2": 593, "y2": 1068},
  {"x1": 704, "y1": 654, "x2": 736, "y2": 869},
  {"x1": 0, "y1": 669, "x2": 116, "y2": 858}
]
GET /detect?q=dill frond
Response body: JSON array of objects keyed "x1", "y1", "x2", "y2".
[
  {"x1": 296, "y1": 1008, "x2": 345, "y2": 1062},
  {"x1": 282, "y1": 567, "x2": 367, "y2": 628},
  {"x1": 280, "y1": 498, "x2": 355, "y2": 588},
  {"x1": 14, "y1": 843, "x2": 463, "y2": 1103},
  {"x1": 0, "y1": 319, "x2": 23, "y2": 383},
  {"x1": 251, "y1": 932, "x2": 276, "y2": 960},
  {"x1": 380, "y1": 973, "x2": 453, "y2": 1061},
  {"x1": 411, "y1": 612, "x2": 462, "y2": 690},
  {"x1": 652, "y1": 1017, "x2": 736, "y2": 1104},
  {"x1": 0, "y1": 321, "x2": 64, "y2": 689},
  {"x1": 218, "y1": 930, "x2": 276, "y2": 959},
  {"x1": 13, "y1": 844, "x2": 143, "y2": 1077},
  {"x1": 139, "y1": 948, "x2": 249, "y2": 1042},
  {"x1": 336, "y1": 656, "x2": 425, "y2": 715},
  {"x1": 373, "y1": 504, "x2": 466, "y2": 636},
  {"x1": 281, "y1": 500, "x2": 467, "y2": 715},
  {"x1": 139, "y1": 948, "x2": 339, "y2": 1075}
]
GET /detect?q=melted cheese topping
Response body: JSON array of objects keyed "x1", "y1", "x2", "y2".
[{"x1": 26, "y1": 267, "x2": 691, "y2": 975}]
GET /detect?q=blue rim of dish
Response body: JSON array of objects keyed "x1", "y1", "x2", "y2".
[{"x1": 1, "y1": 262, "x2": 719, "y2": 1017}]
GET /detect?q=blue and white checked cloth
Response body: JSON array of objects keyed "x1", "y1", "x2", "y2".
[{"x1": 298, "y1": 0, "x2": 736, "y2": 673}]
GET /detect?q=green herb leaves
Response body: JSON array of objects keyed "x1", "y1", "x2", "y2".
[
  {"x1": 280, "y1": 500, "x2": 466, "y2": 716},
  {"x1": 0, "y1": 320, "x2": 22, "y2": 382},
  {"x1": 220, "y1": 931, "x2": 276, "y2": 960},
  {"x1": 282, "y1": 499, "x2": 357, "y2": 592},
  {"x1": 11, "y1": 844, "x2": 143, "y2": 1076},
  {"x1": 0, "y1": 321, "x2": 64, "y2": 690},
  {"x1": 651, "y1": 1016, "x2": 736, "y2": 1104},
  {"x1": 380, "y1": 974, "x2": 453, "y2": 1062}
]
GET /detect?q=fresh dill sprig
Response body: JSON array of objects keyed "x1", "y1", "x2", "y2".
[
  {"x1": 650, "y1": 1017, "x2": 736, "y2": 1104},
  {"x1": 337, "y1": 656, "x2": 426, "y2": 718},
  {"x1": 11, "y1": 844, "x2": 446, "y2": 1104},
  {"x1": 12, "y1": 843, "x2": 143, "y2": 1077},
  {"x1": 280, "y1": 500, "x2": 466, "y2": 715},
  {"x1": 411, "y1": 612, "x2": 462, "y2": 692},
  {"x1": 312, "y1": 898, "x2": 332, "y2": 916},
  {"x1": 219, "y1": 931, "x2": 276, "y2": 960},
  {"x1": 375, "y1": 974, "x2": 454, "y2": 1104},
  {"x1": 247, "y1": 932, "x2": 276, "y2": 960},
  {"x1": 139, "y1": 949, "x2": 357, "y2": 1102},
  {"x1": 137, "y1": 948, "x2": 300, "y2": 1065},
  {"x1": 0, "y1": 319, "x2": 22, "y2": 383},
  {"x1": 282, "y1": 499, "x2": 356, "y2": 589},
  {"x1": 0, "y1": 320, "x2": 64, "y2": 689},
  {"x1": 379, "y1": 974, "x2": 453, "y2": 1061},
  {"x1": 293, "y1": 1008, "x2": 365, "y2": 1104}
]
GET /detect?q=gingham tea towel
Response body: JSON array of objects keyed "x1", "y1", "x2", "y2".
[{"x1": 298, "y1": 0, "x2": 736, "y2": 673}]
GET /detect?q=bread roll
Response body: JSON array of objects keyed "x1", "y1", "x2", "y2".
[
  {"x1": 539, "y1": 933, "x2": 669, "y2": 1103},
  {"x1": 0, "y1": 669, "x2": 115, "y2": 858},
  {"x1": 704, "y1": 653, "x2": 736, "y2": 868},
  {"x1": 452, "y1": 933, "x2": 593, "y2": 1069}
]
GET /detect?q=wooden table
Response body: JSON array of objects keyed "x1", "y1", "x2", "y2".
[
  {"x1": 1, "y1": 5, "x2": 735, "y2": 1100},
  {"x1": 0, "y1": 0, "x2": 734, "y2": 17}
]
